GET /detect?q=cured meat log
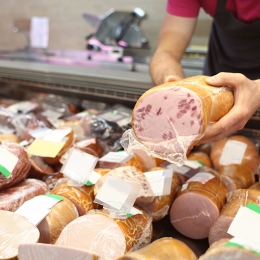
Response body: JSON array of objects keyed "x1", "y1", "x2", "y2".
[
  {"x1": 199, "y1": 238, "x2": 260, "y2": 260},
  {"x1": 170, "y1": 168, "x2": 228, "y2": 239},
  {"x1": 123, "y1": 75, "x2": 234, "y2": 165},
  {"x1": 51, "y1": 180, "x2": 96, "y2": 216},
  {"x1": 208, "y1": 189, "x2": 260, "y2": 245},
  {"x1": 94, "y1": 166, "x2": 154, "y2": 206},
  {"x1": 0, "y1": 178, "x2": 49, "y2": 212},
  {"x1": 210, "y1": 135, "x2": 260, "y2": 173},
  {"x1": 249, "y1": 182, "x2": 260, "y2": 190},
  {"x1": 0, "y1": 143, "x2": 31, "y2": 191},
  {"x1": 218, "y1": 164, "x2": 255, "y2": 192},
  {"x1": 117, "y1": 237, "x2": 198, "y2": 260},
  {"x1": 0, "y1": 210, "x2": 40, "y2": 260},
  {"x1": 55, "y1": 208, "x2": 153, "y2": 260},
  {"x1": 187, "y1": 151, "x2": 213, "y2": 168},
  {"x1": 142, "y1": 167, "x2": 181, "y2": 222},
  {"x1": 37, "y1": 196, "x2": 79, "y2": 244},
  {"x1": 18, "y1": 243, "x2": 101, "y2": 260}
]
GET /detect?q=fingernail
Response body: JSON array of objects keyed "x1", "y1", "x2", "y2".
[{"x1": 207, "y1": 76, "x2": 215, "y2": 82}]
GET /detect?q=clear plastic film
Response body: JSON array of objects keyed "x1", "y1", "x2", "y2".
[
  {"x1": 199, "y1": 238, "x2": 260, "y2": 260},
  {"x1": 121, "y1": 75, "x2": 234, "y2": 166},
  {"x1": 0, "y1": 210, "x2": 40, "y2": 260},
  {"x1": 18, "y1": 243, "x2": 101, "y2": 260},
  {"x1": 0, "y1": 178, "x2": 49, "y2": 212},
  {"x1": 55, "y1": 208, "x2": 153, "y2": 260},
  {"x1": 208, "y1": 189, "x2": 260, "y2": 245}
]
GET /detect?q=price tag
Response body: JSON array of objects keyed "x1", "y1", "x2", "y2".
[
  {"x1": 220, "y1": 140, "x2": 247, "y2": 165},
  {"x1": 28, "y1": 128, "x2": 53, "y2": 139},
  {"x1": 144, "y1": 168, "x2": 173, "y2": 196},
  {"x1": 94, "y1": 175, "x2": 141, "y2": 214},
  {"x1": 228, "y1": 205, "x2": 260, "y2": 247},
  {"x1": 15, "y1": 194, "x2": 63, "y2": 226},
  {"x1": 61, "y1": 148, "x2": 98, "y2": 184},
  {"x1": 186, "y1": 172, "x2": 215, "y2": 184},
  {"x1": 99, "y1": 151, "x2": 134, "y2": 163},
  {"x1": 0, "y1": 148, "x2": 19, "y2": 178},
  {"x1": 6, "y1": 101, "x2": 38, "y2": 114},
  {"x1": 30, "y1": 16, "x2": 49, "y2": 49},
  {"x1": 86, "y1": 170, "x2": 102, "y2": 186},
  {"x1": 43, "y1": 128, "x2": 71, "y2": 142}
]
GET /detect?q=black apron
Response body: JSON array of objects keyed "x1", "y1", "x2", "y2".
[{"x1": 203, "y1": 0, "x2": 260, "y2": 80}]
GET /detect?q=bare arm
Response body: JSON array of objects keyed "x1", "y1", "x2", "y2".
[{"x1": 149, "y1": 13, "x2": 198, "y2": 85}]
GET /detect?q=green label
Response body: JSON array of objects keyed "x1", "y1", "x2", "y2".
[
  {"x1": 85, "y1": 181, "x2": 93, "y2": 186},
  {"x1": 126, "y1": 213, "x2": 133, "y2": 218},
  {"x1": 226, "y1": 241, "x2": 260, "y2": 256},
  {"x1": 0, "y1": 164, "x2": 11, "y2": 178},
  {"x1": 246, "y1": 202, "x2": 260, "y2": 214},
  {"x1": 45, "y1": 194, "x2": 64, "y2": 201}
]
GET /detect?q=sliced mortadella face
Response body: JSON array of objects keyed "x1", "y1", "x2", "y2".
[
  {"x1": 55, "y1": 212, "x2": 126, "y2": 260},
  {"x1": 133, "y1": 87, "x2": 203, "y2": 143}
]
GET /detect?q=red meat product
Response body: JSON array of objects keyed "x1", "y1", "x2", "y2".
[
  {"x1": 126, "y1": 75, "x2": 234, "y2": 164},
  {"x1": 0, "y1": 178, "x2": 49, "y2": 212},
  {"x1": 199, "y1": 238, "x2": 260, "y2": 260},
  {"x1": 55, "y1": 208, "x2": 152, "y2": 260},
  {"x1": 0, "y1": 142, "x2": 31, "y2": 191},
  {"x1": 117, "y1": 237, "x2": 198, "y2": 260},
  {"x1": 94, "y1": 166, "x2": 154, "y2": 207},
  {"x1": 210, "y1": 135, "x2": 260, "y2": 173},
  {"x1": 142, "y1": 167, "x2": 181, "y2": 222},
  {"x1": 170, "y1": 168, "x2": 228, "y2": 239},
  {"x1": 218, "y1": 164, "x2": 255, "y2": 192},
  {"x1": 18, "y1": 243, "x2": 101, "y2": 260},
  {"x1": 208, "y1": 189, "x2": 260, "y2": 245}
]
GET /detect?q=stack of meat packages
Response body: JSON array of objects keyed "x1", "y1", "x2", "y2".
[{"x1": 1, "y1": 75, "x2": 260, "y2": 260}]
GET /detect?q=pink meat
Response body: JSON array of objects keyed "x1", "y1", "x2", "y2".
[
  {"x1": 0, "y1": 179, "x2": 49, "y2": 212},
  {"x1": 208, "y1": 216, "x2": 234, "y2": 245},
  {"x1": 170, "y1": 192, "x2": 220, "y2": 239},
  {"x1": 18, "y1": 243, "x2": 101, "y2": 260},
  {"x1": 133, "y1": 87, "x2": 202, "y2": 143},
  {"x1": 0, "y1": 143, "x2": 31, "y2": 191}
]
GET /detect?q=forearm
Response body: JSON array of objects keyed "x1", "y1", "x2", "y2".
[{"x1": 149, "y1": 50, "x2": 184, "y2": 86}]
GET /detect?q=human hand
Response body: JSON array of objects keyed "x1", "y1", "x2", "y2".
[
  {"x1": 164, "y1": 75, "x2": 182, "y2": 83},
  {"x1": 197, "y1": 72, "x2": 260, "y2": 144}
]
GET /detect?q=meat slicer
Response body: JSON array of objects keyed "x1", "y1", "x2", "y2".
[{"x1": 83, "y1": 8, "x2": 149, "y2": 61}]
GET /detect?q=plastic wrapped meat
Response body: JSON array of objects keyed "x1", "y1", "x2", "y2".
[
  {"x1": 18, "y1": 243, "x2": 101, "y2": 260},
  {"x1": 0, "y1": 210, "x2": 40, "y2": 260},
  {"x1": 199, "y1": 238, "x2": 260, "y2": 260},
  {"x1": 170, "y1": 168, "x2": 228, "y2": 239},
  {"x1": 121, "y1": 75, "x2": 234, "y2": 166},
  {"x1": 0, "y1": 178, "x2": 49, "y2": 212},
  {"x1": 208, "y1": 189, "x2": 260, "y2": 245},
  {"x1": 55, "y1": 208, "x2": 153, "y2": 260},
  {"x1": 118, "y1": 237, "x2": 198, "y2": 260},
  {"x1": 0, "y1": 142, "x2": 31, "y2": 191}
]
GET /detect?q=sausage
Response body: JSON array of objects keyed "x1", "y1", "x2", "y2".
[
  {"x1": 0, "y1": 179, "x2": 49, "y2": 212},
  {"x1": 170, "y1": 168, "x2": 227, "y2": 239},
  {"x1": 131, "y1": 75, "x2": 234, "y2": 163}
]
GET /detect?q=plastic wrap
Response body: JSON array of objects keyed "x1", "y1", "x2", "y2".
[
  {"x1": 51, "y1": 179, "x2": 96, "y2": 216},
  {"x1": 94, "y1": 166, "x2": 154, "y2": 207},
  {"x1": 208, "y1": 189, "x2": 260, "y2": 245},
  {"x1": 210, "y1": 135, "x2": 260, "y2": 175},
  {"x1": 41, "y1": 172, "x2": 65, "y2": 191},
  {"x1": 0, "y1": 106, "x2": 16, "y2": 134},
  {"x1": 121, "y1": 75, "x2": 234, "y2": 166},
  {"x1": 55, "y1": 208, "x2": 153, "y2": 260},
  {"x1": 11, "y1": 113, "x2": 48, "y2": 141},
  {"x1": 170, "y1": 167, "x2": 228, "y2": 239},
  {"x1": 37, "y1": 196, "x2": 79, "y2": 244},
  {"x1": 118, "y1": 237, "x2": 198, "y2": 260},
  {"x1": 0, "y1": 142, "x2": 31, "y2": 191},
  {"x1": 0, "y1": 210, "x2": 40, "y2": 260},
  {"x1": 142, "y1": 167, "x2": 181, "y2": 222},
  {"x1": 18, "y1": 243, "x2": 101, "y2": 260},
  {"x1": 0, "y1": 179, "x2": 49, "y2": 212},
  {"x1": 218, "y1": 164, "x2": 255, "y2": 192},
  {"x1": 199, "y1": 238, "x2": 260, "y2": 260}
]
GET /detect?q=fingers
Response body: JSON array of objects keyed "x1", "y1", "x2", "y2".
[
  {"x1": 205, "y1": 72, "x2": 247, "y2": 89},
  {"x1": 164, "y1": 75, "x2": 182, "y2": 83}
]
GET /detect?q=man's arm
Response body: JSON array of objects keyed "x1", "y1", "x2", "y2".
[
  {"x1": 197, "y1": 73, "x2": 260, "y2": 144},
  {"x1": 149, "y1": 13, "x2": 198, "y2": 85}
]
